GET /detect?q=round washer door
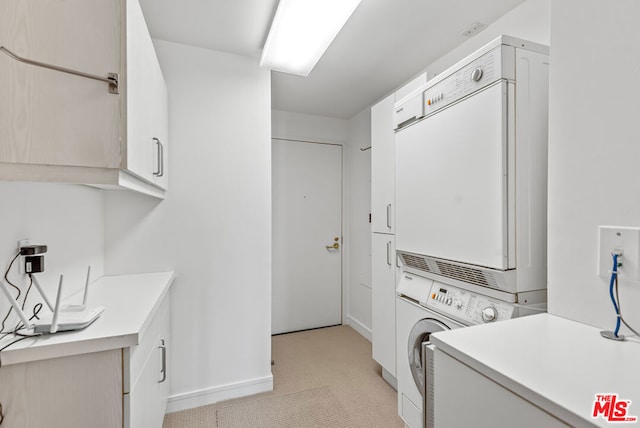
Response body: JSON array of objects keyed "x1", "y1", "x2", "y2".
[{"x1": 407, "y1": 318, "x2": 449, "y2": 396}]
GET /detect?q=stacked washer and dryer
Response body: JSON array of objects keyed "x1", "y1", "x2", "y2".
[{"x1": 392, "y1": 36, "x2": 550, "y2": 428}]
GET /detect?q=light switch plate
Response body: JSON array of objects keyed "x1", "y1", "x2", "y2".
[{"x1": 598, "y1": 226, "x2": 640, "y2": 282}]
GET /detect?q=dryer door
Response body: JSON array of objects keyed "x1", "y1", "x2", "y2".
[{"x1": 407, "y1": 318, "x2": 448, "y2": 396}]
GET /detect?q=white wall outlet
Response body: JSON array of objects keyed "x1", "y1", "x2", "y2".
[
  {"x1": 598, "y1": 226, "x2": 640, "y2": 282},
  {"x1": 17, "y1": 239, "x2": 31, "y2": 275}
]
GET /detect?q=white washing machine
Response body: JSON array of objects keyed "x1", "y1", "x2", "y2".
[{"x1": 396, "y1": 271, "x2": 536, "y2": 428}]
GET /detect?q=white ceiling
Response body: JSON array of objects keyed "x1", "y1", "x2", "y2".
[{"x1": 139, "y1": 0, "x2": 525, "y2": 119}]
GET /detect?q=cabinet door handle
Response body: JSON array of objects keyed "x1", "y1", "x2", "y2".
[
  {"x1": 153, "y1": 138, "x2": 164, "y2": 178},
  {"x1": 386, "y1": 241, "x2": 392, "y2": 266},
  {"x1": 159, "y1": 339, "x2": 167, "y2": 383},
  {"x1": 386, "y1": 204, "x2": 392, "y2": 229}
]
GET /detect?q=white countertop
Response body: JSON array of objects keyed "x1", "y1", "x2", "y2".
[
  {"x1": 0, "y1": 271, "x2": 174, "y2": 366},
  {"x1": 431, "y1": 313, "x2": 640, "y2": 427}
]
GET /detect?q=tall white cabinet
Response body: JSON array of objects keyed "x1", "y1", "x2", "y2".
[
  {"x1": 371, "y1": 93, "x2": 397, "y2": 381},
  {"x1": 371, "y1": 72, "x2": 428, "y2": 386},
  {"x1": 0, "y1": 0, "x2": 169, "y2": 198}
]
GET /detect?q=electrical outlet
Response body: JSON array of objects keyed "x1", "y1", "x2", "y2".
[
  {"x1": 17, "y1": 239, "x2": 31, "y2": 275},
  {"x1": 598, "y1": 226, "x2": 640, "y2": 282}
]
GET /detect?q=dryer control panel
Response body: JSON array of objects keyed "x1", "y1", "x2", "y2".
[{"x1": 425, "y1": 282, "x2": 515, "y2": 325}]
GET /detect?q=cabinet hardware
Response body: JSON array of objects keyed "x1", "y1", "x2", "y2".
[
  {"x1": 159, "y1": 339, "x2": 167, "y2": 383},
  {"x1": 386, "y1": 241, "x2": 392, "y2": 266},
  {"x1": 360, "y1": 146, "x2": 371, "y2": 151},
  {"x1": 0, "y1": 46, "x2": 119, "y2": 94},
  {"x1": 386, "y1": 204, "x2": 392, "y2": 228},
  {"x1": 153, "y1": 138, "x2": 164, "y2": 177}
]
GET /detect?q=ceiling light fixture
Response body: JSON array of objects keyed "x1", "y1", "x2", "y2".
[{"x1": 260, "y1": 0, "x2": 362, "y2": 77}]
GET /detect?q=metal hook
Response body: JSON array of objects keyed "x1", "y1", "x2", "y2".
[{"x1": 0, "y1": 46, "x2": 119, "y2": 94}]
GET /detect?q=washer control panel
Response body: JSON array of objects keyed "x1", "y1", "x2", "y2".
[{"x1": 425, "y1": 282, "x2": 515, "y2": 325}]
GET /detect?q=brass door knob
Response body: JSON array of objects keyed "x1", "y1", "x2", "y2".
[{"x1": 326, "y1": 242, "x2": 340, "y2": 250}]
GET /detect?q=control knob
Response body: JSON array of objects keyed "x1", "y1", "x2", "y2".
[
  {"x1": 481, "y1": 306, "x2": 498, "y2": 322},
  {"x1": 454, "y1": 299, "x2": 463, "y2": 309},
  {"x1": 471, "y1": 67, "x2": 483, "y2": 82}
]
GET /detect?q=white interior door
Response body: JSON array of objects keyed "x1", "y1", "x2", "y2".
[{"x1": 272, "y1": 139, "x2": 342, "y2": 335}]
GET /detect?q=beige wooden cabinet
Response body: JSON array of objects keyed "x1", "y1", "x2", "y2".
[{"x1": 0, "y1": 0, "x2": 168, "y2": 198}]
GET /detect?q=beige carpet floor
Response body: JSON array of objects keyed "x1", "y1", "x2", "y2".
[{"x1": 163, "y1": 325, "x2": 404, "y2": 428}]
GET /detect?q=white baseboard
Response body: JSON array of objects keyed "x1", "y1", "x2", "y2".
[
  {"x1": 382, "y1": 367, "x2": 398, "y2": 391},
  {"x1": 346, "y1": 315, "x2": 372, "y2": 342},
  {"x1": 166, "y1": 374, "x2": 273, "y2": 413}
]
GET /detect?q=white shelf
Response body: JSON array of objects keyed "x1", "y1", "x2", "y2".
[{"x1": 0, "y1": 271, "x2": 174, "y2": 366}]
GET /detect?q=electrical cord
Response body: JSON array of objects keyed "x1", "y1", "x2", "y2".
[
  {"x1": 20, "y1": 275, "x2": 33, "y2": 311},
  {"x1": 0, "y1": 326, "x2": 41, "y2": 369},
  {"x1": 29, "y1": 303, "x2": 42, "y2": 321},
  {"x1": 614, "y1": 273, "x2": 640, "y2": 337},
  {"x1": 608, "y1": 253, "x2": 622, "y2": 337},
  {"x1": 607, "y1": 253, "x2": 640, "y2": 338},
  {"x1": 0, "y1": 335, "x2": 33, "y2": 353},
  {"x1": 10, "y1": 275, "x2": 36, "y2": 332},
  {"x1": 0, "y1": 253, "x2": 21, "y2": 334}
]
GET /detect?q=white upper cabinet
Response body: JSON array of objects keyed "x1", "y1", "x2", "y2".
[
  {"x1": 371, "y1": 93, "x2": 396, "y2": 234},
  {"x1": 126, "y1": 0, "x2": 168, "y2": 191},
  {"x1": 0, "y1": 0, "x2": 169, "y2": 198}
]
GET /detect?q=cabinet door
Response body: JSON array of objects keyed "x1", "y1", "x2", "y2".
[
  {"x1": 124, "y1": 0, "x2": 157, "y2": 184},
  {"x1": 371, "y1": 94, "x2": 396, "y2": 233},
  {"x1": 125, "y1": 293, "x2": 170, "y2": 428},
  {"x1": 158, "y1": 293, "x2": 171, "y2": 413},
  {"x1": 128, "y1": 335, "x2": 163, "y2": 428},
  {"x1": 0, "y1": 350, "x2": 122, "y2": 428},
  {"x1": 0, "y1": 0, "x2": 121, "y2": 169},
  {"x1": 434, "y1": 349, "x2": 570, "y2": 427},
  {"x1": 151, "y1": 68, "x2": 169, "y2": 190},
  {"x1": 372, "y1": 233, "x2": 396, "y2": 376}
]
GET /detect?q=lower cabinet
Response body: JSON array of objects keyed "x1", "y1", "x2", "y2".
[
  {"x1": 372, "y1": 233, "x2": 397, "y2": 377},
  {"x1": 0, "y1": 349, "x2": 124, "y2": 427},
  {"x1": 0, "y1": 294, "x2": 170, "y2": 428},
  {"x1": 125, "y1": 294, "x2": 171, "y2": 427},
  {"x1": 433, "y1": 348, "x2": 570, "y2": 427}
]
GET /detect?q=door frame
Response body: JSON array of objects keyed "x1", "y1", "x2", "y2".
[{"x1": 272, "y1": 137, "x2": 346, "y2": 329}]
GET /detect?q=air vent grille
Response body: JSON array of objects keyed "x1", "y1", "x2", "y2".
[
  {"x1": 434, "y1": 260, "x2": 497, "y2": 288},
  {"x1": 400, "y1": 253, "x2": 500, "y2": 289},
  {"x1": 402, "y1": 254, "x2": 431, "y2": 272}
]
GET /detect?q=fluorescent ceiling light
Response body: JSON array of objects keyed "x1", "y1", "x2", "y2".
[{"x1": 260, "y1": 0, "x2": 362, "y2": 77}]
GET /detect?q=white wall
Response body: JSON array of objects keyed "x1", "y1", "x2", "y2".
[
  {"x1": 0, "y1": 183, "x2": 104, "y2": 330},
  {"x1": 104, "y1": 40, "x2": 272, "y2": 412},
  {"x1": 389, "y1": 0, "x2": 550, "y2": 99},
  {"x1": 547, "y1": 0, "x2": 640, "y2": 333},
  {"x1": 272, "y1": 110, "x2": 349, "y2": 144}
]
